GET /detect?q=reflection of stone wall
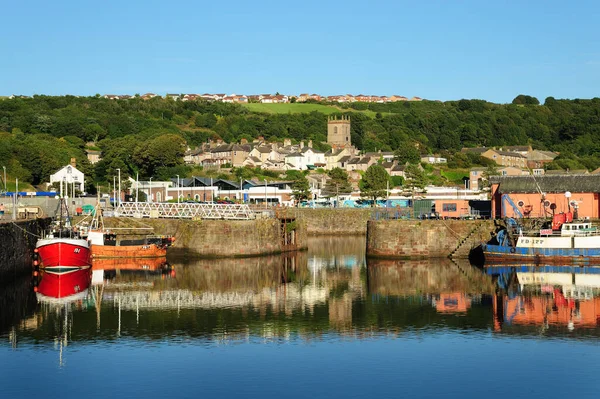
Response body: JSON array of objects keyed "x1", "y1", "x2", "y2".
[
  {"x1": 367, "y1": 258, "x2": 494, "y2": 296},
  {"x1": 0, "y1": 218, "x2": 52, "y2": 279},
  {"x1": 0, "y1": 276, "x2": 38, "y2": 334},
  {"x1": 308, "y1": 236, "x2": 366, "y2": 262},
  {"x1": 329, "y1": 294, "x2": 352, "y2": 328},
  {"x1": 366, "y1": 220, "x2": 494, "y2": 258}
]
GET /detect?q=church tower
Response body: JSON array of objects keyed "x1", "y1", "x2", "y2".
[{"x1": 327, "y1": 115, "x2": 351, "y2": 149}]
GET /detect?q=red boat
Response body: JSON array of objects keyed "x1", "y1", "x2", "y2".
[
  {"x1": 36, "y1": 237, "x2": 91, "y2": 267},
  {"x1": 35, "y1": 265, "x2": 91, "y2": 299}
]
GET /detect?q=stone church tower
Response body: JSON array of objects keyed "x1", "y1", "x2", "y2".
[{"x1": 327, "y1": 115, "x2": 351, "y2": 148}]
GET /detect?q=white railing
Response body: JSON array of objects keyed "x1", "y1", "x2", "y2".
[{"x1": 115, "y1": 202, "x2": 256, "y2": 220}]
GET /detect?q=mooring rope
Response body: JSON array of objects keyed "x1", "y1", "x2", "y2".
[{"x1": 11, "y1": 221, "x2": 42, "y2": 238}]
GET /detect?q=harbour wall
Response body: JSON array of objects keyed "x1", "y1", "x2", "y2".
[
  {"x1": 288, "y1": 209, "x2": 372, "y2": 235},
  {"x1": 99, "y1": 217, "x2": 307, "y2": 259},
  {"x1": 0, "y1": 218, "x2": 52, "y2": 279},
  {"x1": 366, "y1": 219, "x2": 494, "y2": 259}
]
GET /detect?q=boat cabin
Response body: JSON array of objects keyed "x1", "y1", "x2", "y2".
[{"x1": 561, "y1": 222, "x2": 597, "y2": 237}]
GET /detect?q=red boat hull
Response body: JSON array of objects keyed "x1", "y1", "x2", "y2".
[
  {"x1": 37, "y1": 266, "x2": 91, "y2": 299},
  {"x1": 36, "y1": 238, "x2": 91, "y2": 267}
]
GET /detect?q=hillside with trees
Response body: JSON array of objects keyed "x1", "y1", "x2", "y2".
[{"x1": 1, "y1": 95, "x2": 600, "y2": 192}]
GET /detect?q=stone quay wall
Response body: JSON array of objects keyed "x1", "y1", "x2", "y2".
[
  {"x1": 289, "y1": 209, "x2": 372, "y2": 235},
  {"x1": 0, "y1": 218, "x2": 52, "y2": 279},
  {"x1": 100, "y1": 218, "x2": 307, "y2": 259},
  {"x1": 366, "y1": 219, "x2": 494, "y2": 259}
]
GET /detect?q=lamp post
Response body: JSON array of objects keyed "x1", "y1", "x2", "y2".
[
  {"x1": 113, "y1": 176, "x2": 116, "y2": 208},
  {"x1": 116, "y1": 168, "x2": 121, "y2": 207},
  {"x1": 176, "y1": 175, "x2": 180, "y2": 203},
  {"x1": 149, "y1": 177, "x2": 153, "y2": 203},
  {"x1": 135, "y1": 172, "x2": 139, "y2": 203},
  {"x1": 2, "y1": 166, "x2": 6, "y2": 192}
]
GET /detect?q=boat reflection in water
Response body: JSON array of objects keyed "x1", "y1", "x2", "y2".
[
  {"x1": 91, "y1": 257, "x2": 174, "y2": 285},
  {"x1": 485, "y1": 264, "x2": 600, "y2": 334},
  {"x1": 35, "y1": 266, "x2": 91, "y2": 301}
]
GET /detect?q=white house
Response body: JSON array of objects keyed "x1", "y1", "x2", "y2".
[
  {"x1": 285, "y1": 148, "x2": 326, "y2": 170},
  {"x1": 50, "y1": 163, "x2": 85, "y2": 192},
  {"x1": 420, "y1": 155, "x2": 447, "y2": 164}
]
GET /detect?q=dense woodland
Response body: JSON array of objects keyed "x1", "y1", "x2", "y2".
[{"x1": 1, "y1": 95, "x2": 599, "y2": 192}]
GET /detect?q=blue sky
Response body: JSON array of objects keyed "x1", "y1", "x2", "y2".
[{"x1": 1, "y1": 0, "x2": 599, "y2": 103}]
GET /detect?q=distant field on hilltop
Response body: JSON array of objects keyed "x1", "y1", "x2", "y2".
[{"x1": 242, "y1": 102, "x2": 379, "y2": 117}]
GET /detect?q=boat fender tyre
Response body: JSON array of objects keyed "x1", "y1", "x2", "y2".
[{"x1": 510, "y1": 247, "x2": 516, "y2": 254}]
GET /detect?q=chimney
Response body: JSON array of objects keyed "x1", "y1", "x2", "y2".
[
  {"x1": 300, "y1": 141, "x2": 305, "y2": 149},
  {"x1": 240, "y1": 138, "x2": 248, "y2": 145},
  {"x1": 308, "y1": 140, "x2": 313, "y2": 148},
  {"x1": 70, "y1": 157, "x2": 77, "y2": 167}
]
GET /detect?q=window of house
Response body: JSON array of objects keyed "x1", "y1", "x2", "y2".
[
  {"x1": 346, "y1": 136, "x2": 349, "y2": 141},
  {"x1": 502, "y1": 171, "x2": 507, "y2": 176},
  {"x1": 442, "y1": 203, "x2": 457, "y2": 212},
  {"x1": 334, "y1": 127, "x2": 338, "y2": 134}
]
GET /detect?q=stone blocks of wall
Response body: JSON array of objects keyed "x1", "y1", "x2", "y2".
[
  {"x1": 0, "y1": 219, "x2": 52, "y2": 279},
  {"x1": 102, "y1": 218, "x2": 307, "y2": 258},
  {"x1": 366, "y1": 219, "x2": 494, "y2": 259},
  {"x1": 291, "y1": 209, "x2": 372, "y2": 235}
]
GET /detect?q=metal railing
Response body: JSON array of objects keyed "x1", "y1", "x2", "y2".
[{"x1": 115, "y1": 202, "x2": 256, "y2": 220}]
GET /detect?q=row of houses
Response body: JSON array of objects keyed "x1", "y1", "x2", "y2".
[
  {"x1": 461, "y1": 145, "x2": 559, "y2": 169},
  {"x1": 100, "y1": 93, "x2": 425, "y2": 103},
  {"x1": 184, "y1": 140, "x2": 419, "y2": 178}
]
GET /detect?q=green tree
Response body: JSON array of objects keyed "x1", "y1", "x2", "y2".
[
  {"x1": 133, "y1": 134, "x2": 187, "y2": 176},
  {"x1": 403, "y1": 164, "x2": 427, "y2": 196},
  {"x1": 512, "y1": 94, "x2": 540, "y2": 105},
  {"x1": 322, "y1": 168, "x2": 353, "y2": 205},
  {"x1": 360, "y1": 164, "x2": 389, "y2": 203},
  {"x1": 291, "y1": 174, "x2": 311, "y2": 205},
  {"x1": 481, "y1": 164, "x2": 500, "y2": 188},
  {"x1": 394, "y1": 141, "x2": 421, "y2": 164}
]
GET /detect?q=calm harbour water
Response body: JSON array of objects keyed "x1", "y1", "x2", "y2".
[{"x1": 1, "y1": 236, "x2": 600, "y2": 398}]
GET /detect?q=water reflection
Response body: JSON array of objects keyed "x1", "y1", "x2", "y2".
[
  {"x1": 485, "y1": 264, "x2": 600, "y2": 335},
  {"x1": 5, "y1": 238, "x2": 600, "y2": 351}
]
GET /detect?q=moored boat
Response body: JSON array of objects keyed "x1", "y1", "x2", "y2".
[
  {"x1": 77, "y1": 202, "x2": 174, "y2": 259},
  {"x1": 36, "y1": 237, "x2": 91, "y2": 267},
  {"x1": 482, "y1": 213, "x2": 600, "y2": 263},
  {"x1": 35, "y1": 196, "x2": 91, "y2": 268},
  {"x1": 86, "y1": 231, "x2": 174, "y2": 258}
]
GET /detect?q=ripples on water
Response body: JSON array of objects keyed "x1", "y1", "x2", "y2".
[{"x1": 2, "y1": 236, "x2": 600, "y2": 398}]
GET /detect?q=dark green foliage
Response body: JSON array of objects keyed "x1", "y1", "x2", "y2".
[
  {"x1": 3, "y1": 95, "x2": 600, "y2": 188},
  {"x1": 512, "y1": 94, "x2": 540, "y2": 105},
  {"x1": 322, "y1": 167, "x2": 353, "y2": 197},
  {"x1": 360, "y1": 164, "x2": 389, "y2": 202},
  {"x1": 291, "y1": 174, "x2": 311, "y2": 203},
  {"x1": 394, "y1": 141, "x2": 421, "y2": 164}
]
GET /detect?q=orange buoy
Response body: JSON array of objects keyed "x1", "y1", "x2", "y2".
[
  {"x1": 33, "y1": 287, "x2": 38, "y2": 292},
  {"x1": 34, "y1": 248, "x2": 39, "y2": 253},
  {"x1": 33, "y1": 260, "x2": 39, "y2": 266},
  {"x1": 33, "y1": 271, "x2": 38, "y2": 276}
]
